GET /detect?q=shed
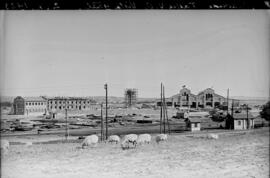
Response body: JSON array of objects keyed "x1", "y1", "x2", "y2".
[
  {"x1": 186, "y1": 117, "x2": 201, "y2": 132},
  {"x1": 225, "y1": 113, "x2": 255, "y2": 130}
]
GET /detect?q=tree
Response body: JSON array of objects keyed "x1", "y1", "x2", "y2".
[{"x1": 260, "y1": 101, "x2": 270, "y2": 121}]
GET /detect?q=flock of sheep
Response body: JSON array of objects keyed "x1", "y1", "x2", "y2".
[
  {"x1": 0, "y1": 133, "x2": 168, "y2": 154},
  {"x1": 82, "y1": 133, "x2": 168, "y2": 150}
]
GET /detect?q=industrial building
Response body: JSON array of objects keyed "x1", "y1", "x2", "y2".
[
  {"x1": 170, "y1": 86, "x2": 226, "y2": 109},
  {"x1": 46, "y1": 97, "x2": 95, "y2": 111},
  {"x1": 13, "y1": 96, "x2": 96, "y2": 115},
  {"x1": 13, "y1": 96, "x2": 47, "y2": 115}
]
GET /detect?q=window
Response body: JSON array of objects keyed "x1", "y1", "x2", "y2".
[
  {"x1": 238, "y1": 121, "x2": 241, "y2": 126},
  {"x1": 59, "y1": 106, "x2": 61, "y2": 109},
  {"x1": 38, "y1": 102, "x2": 40, "y2": 105},
  {"x1": 194, "y1": 123, "x2": 197, "y2": 127},
  {"x1": 26, "y1": 102, "x2": 28, "y2": 105}
]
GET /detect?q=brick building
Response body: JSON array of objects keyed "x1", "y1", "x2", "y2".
[
  {"x1": 46, "y1": 97, "x2": 95, "y2": 111},
  {"x1": 13, "y1": 96, "x2": 47, "y2": 115},
  {"x1": 171, "y1": 86, "x2": 226, "y2": 109}
]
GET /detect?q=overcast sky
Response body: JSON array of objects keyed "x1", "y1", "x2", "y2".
[{"x1": 0, "y1": 11, "x2": 269, "y2": 98}]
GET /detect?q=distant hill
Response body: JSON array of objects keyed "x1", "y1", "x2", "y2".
[
  {"x1": 231, "y1": 96, "x2": 269, "y2": 106},
  {"x1": 90, "y1": 96, "x2": 157, "y2": 104}
]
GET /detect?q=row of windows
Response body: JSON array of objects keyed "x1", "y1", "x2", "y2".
[
  {"x1": 26, "y1": 108, "x2": 46, "y2": 113},
  {"x1": 49, "y1": 101, "x2": 90, "y2": 104},
  {"x1": 26, "y1": 102, "x2": 46, "y2": 106},
  {"x1": 50, "y1": 106, "x2": 88, "y2": 110}
]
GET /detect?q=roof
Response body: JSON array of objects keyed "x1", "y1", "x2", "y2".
[
  {"x1": 233, "y1": 113, "x2": 254, "y2": 119},
  {"x1": 188, "y1": 117, "x2": 201, "y2": 123},
  {"x1": 46, "y1": 96, "x2": 92, "y2": 100},
  {"x1": 23, "y1": 96, "x2": 47, "y2": 102}
]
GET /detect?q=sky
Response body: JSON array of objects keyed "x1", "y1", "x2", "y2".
[{"x1": 0, "y1": 11, "x2": 269, "y2": 98}]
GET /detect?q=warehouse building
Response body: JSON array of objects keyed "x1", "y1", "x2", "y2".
[
  {"x1": 46, "y1": 97, "x2": 95, "y2": 111},
  {"x1": 170, "y1": 86, "x2": 226, "y2": 109},
  {"x1": 13, "y1": 96, "x2": 47, "y2": 115}
]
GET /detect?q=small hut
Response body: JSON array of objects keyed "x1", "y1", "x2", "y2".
[
  {"x1": 186, "y1": 117, "x2": 201, "y2": 132},
  {"x1": 225, "y1": 113, "x2": 254, "y2": 130}
]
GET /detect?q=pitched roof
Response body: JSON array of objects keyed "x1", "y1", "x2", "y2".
[
  {"x1": 24, "y1": 96, "x2": 47, "y2": 102},
  {"x1": 188, "y1": 117, "x2": 201, "y2": 123},
  {"x1": 233, "y1": 113, "x2": 254, "y2": 119}
]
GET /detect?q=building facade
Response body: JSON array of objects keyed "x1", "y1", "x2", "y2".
[
  {"x1": 226, "y1": 113, "x2": 255, "y2": 130},
  {"x1": 46, "y1": 97, "x2": 95, "y2": 111},
  {"x1": 13, "y1": 96, "x2": 47, "y2": 115},
  {"x1": 171, "y1": 86, "x2": 226, "y2": 109}
]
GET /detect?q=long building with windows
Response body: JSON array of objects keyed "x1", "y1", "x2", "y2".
[
  {"x1": 171, "y1": 86, "x2": 227, "y2": 109},
  {"x1": 13, "y1": 96, "x2": 47, "y2": 115},
  {"x1": 13, "y1": 96, "x2": 97, "y2": 115},
  {"x1": 46, "y1": 97, "x2": 96, "y2": 111}
]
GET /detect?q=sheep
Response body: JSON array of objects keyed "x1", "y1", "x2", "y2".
[
  {"x1": 207, "y1": 133, "x2": 219, "y2": 139},
  {"x1": 156, "y1": 134, "x2": 168, "y2": 143},
  {"x1": 121, "y1": 134, "x2": 138, "y2": 150},
  {"x1": 108, "y1": 135, "x2": 120, "y2": 144},
  {"x1": 1, "y1": 140, "x2": 9, "y2": 154},
  {"x1": 82, "y1": 134, "x2": 99, "y2": 149},
  {"x1": 137, "y1": 134, "x2": 151, "y2": 145}
]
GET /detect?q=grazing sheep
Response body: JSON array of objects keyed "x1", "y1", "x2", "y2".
[
  {"x1": 108, "y1": 135, "x2": 120, "y2": 144},
  {"x1": 137, "y1": 134, "x2": 151, "y2": 145},
  {"x1": 1, "y1": 140, "x2": 9, "y2": 153},
  {"x1": 156, "y1": 134, "x2": 168, "y2": 143},
  {"x1": 207, "y1": 133, "x2": 219, "y2": 139},
  {"x1": 82, "y1": 135, "x2": 99, "y2": 148},
  {"x1": 121, "y1": 134, "x2": 138, "y2": 150}
]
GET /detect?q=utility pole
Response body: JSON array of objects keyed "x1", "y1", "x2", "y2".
[
  {"x1": 163, "y1": 85, "x2": 171, "y2": 134},
  {"x1": 227, "y1": 88, "x2": 229, "y2": 115},
  {"x1": 162, "y1": 85, "x2": 166, "y2": 134},
  {"x1": 231, "y1": 99, "x2": 234, "y2": 118},
  {"x1": 100, "y1": 103, "x2": 103, "y2": 141},
  {"x1": 160, "y1": 83, "x2": 163, "y2": 134},
  {"x1": 246, "y1": 104, "x2": 249, "y2": 129},
  {"x1": 104, "y1": 83, "x2": 108, "y2": 140},
  {"x1": 65, "y1": 108, "x2": 69, "y2": 140}
]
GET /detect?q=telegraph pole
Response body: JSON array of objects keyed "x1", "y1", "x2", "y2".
[
  {"x1": 160, "y1": 83, "x2": 163, "y2": 134},
  {"x1": 246, "y1": 104, "x2": 249, "y2": 129},
  {"x1": 162, "y1": 85, "x2": 166, "y2": 134},
  {"x1": 100, "y1": 103, "x2": 103, "y2": 141},
  {"x1": 231, "y1": 99, "x2": 234, "y2": 118},
  {"x1": 163, "y1": 85, "x2": 171, "y2": 134},
  {"x1": 104, "y1": 83, "x2": 108, "y2": 140},
  {"x1": 65, "y1": 108, "x2": 69, "y2": 140},
  {"x1": 227, "y1": 88, "x2": 229, "y2": 115}
]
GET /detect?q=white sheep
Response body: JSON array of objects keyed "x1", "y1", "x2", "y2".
[
  {"x1": 156, "y1": 134, "x2": 168, "y2": 143},
  {"x1": 82, "y1": 134, "x2": 99, "y2": 148},
  {"x1": 121, "y1": 134, "x2": 138, "y2": 150},
  {"x1": 137, "y1": 134, "x2": 151, "y2": 145},
  {"x1": 108, "y1": 135, "x2": 120, "y2": 144},
  {"x1": 207, "y1": 133, "x2": 219, "y2": 139},
  {"x1": 1, "y1": 140, "x2": 9, "y2": 153}
]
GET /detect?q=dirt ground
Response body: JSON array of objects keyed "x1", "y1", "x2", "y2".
[{"x1": 1, "y1": 128, "x2": 269, "y2": 178}]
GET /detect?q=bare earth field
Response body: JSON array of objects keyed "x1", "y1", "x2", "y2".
[{"x1": 1, "y1": 128, "x2": 269, "y2": 178}]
